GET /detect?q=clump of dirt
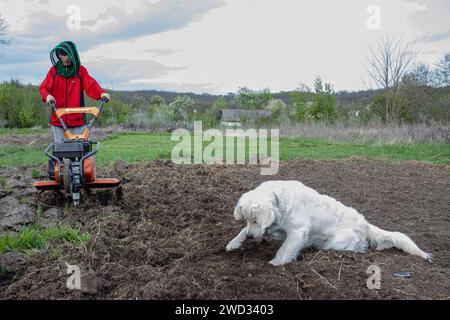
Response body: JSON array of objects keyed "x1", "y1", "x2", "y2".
[
  {"x1": 0, "y1": 167, "x2": 40, "y2": 231},
  {"x1": 0, "y1": 159, "x2": 449, "y2": 299}
]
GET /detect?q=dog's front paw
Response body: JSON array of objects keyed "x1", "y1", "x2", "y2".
[
  {"x1": 226, "y1": 240, "x2": 242, "y2": 251},
  {"x1": 269, "y1": 257, "x2": 287, "y2": 266}
]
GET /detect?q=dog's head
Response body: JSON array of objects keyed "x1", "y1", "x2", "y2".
[{"x1": 233, "y1": 190, "x2": 282, "y2": 239}]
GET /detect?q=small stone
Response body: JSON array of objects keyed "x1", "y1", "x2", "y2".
[
  {"x1": 1, "y1": 207, "x2": 35, "y2": 230},
  {"x1": 393, "y1": 271, "x2": 412, "y2": 278}
]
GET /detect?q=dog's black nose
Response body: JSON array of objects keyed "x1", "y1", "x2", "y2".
[{"x1": 246, "y1": 234, "x2": 254, "y2": 239}]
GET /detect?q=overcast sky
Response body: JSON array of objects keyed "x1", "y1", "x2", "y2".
[{"x1": 0, "y1": 0, "x2": 449, "y2": 94}]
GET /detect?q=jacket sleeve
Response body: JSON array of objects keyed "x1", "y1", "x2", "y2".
[
  {"x1": 39, "y1": 67, "x2": 56, "y2": 102},
  {"x1": 79, "y1": 65, "x2": 105, "y2": 100}
]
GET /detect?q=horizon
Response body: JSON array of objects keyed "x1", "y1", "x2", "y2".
[{"x1": 1, "y1": 78, "x2": 389, "y2": 97}]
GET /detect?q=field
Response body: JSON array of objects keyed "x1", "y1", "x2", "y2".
[{"x1": 0, "y1": 128, "x2": 449, "y2": 299}]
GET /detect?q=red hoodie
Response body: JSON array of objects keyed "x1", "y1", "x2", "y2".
[{"x1": 39, "y1": 65, "x2": 105, "y2": 127}]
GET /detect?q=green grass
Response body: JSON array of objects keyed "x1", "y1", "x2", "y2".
[
  {"x1": 0, "y1": 145, "x2": 44, "y2": 166},
  {"x1": 0, "y1": 132, "x2": 448, "y2": 167},
  {"x1": 78, "y1": 132, "x2": 450, "y2": 165},
  {"x1": 0, "y1": 224, "x2": 90, "y2": 255},
  {"x1": 34, "y1": 203, "x2": 43, "y2": 224},
  {"x1": 279, "y1": 137, "x2": 450, "y2": 163},
  {"x1": 31, "y1": 168, "x2": 41, "y2": 179},
  {"x1": 96, "y1": 132, "x2": 174, "y2": 164}
]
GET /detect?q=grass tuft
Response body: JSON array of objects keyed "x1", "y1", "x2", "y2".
[{"x1": 0, "y1": 225, "x2": 90, "y2": 255}]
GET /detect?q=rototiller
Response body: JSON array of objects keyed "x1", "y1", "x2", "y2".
[{"x1": 33, "y1": 97, "x2": 120, "y2": 205}]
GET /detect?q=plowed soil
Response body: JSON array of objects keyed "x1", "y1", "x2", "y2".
[{"x1": 1, "y1": 159, "x2": 449, "y2": 299}]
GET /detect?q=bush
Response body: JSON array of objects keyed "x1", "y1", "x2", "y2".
[
  {"x1": 291, "y1": 91, "x2": 308, "y2": 121},
  {"x1": 128, "y1": 111, "x2": 152, "y2": 129},
  {"x1": 372, "y1": 91, "x2": 412, "y2": 123},
  {"x1": 264, "y1": 99, "x2": 287, "y2": 123},
  {"x1": 99, "y1": 99, "x2": 131, "y2": 126},
  {"x1": 0, "y1": 81, "x2": 49, "y2": 128},
  {"x1": 148, "y1": 106, "x2": 176, "y2": 129}
]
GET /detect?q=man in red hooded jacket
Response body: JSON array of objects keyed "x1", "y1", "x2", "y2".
[{"x1": 39, "y1": 40, "x2": 110, "y2": 142}]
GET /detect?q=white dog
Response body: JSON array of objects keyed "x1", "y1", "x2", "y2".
[{"x1": 226, "y1": 181, "x2": 432, "y2": 266}]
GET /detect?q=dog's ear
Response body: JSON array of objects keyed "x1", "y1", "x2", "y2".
[
  {"x1": 233, "y1": 204, "x2": 244, "y2": 221},
  {"x1": 271, "y1": 191, "x2": 283, "y2": 222},
  {"x1": 272, "y1": 191, "x2": 285, "y2": 212},
  {"x1": 272, "y1": 192, "x2": 281, "y2": 208}
]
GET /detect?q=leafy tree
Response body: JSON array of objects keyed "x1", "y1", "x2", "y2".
[
  {"x1": 309, "y1": 77, "x2": 336, "y2": 121},
  {"x1": 131, "y1": 96, "x2": 147, "y2": 112},
  {"x1": 149, "y1": 95, "x2": 165, "y2": 106},
  {"x1": 291, "y1": 91, "x2": 307, "y2": 121},
  {"x1": 233, "y1": 87, "x2": 272, "y2": 109},
  {"x1": 264, "y1": 98, "x2": 286, "y2": 122},
  {"x1": 169, "y1": 95, "x2": 194, "y2": 122}
]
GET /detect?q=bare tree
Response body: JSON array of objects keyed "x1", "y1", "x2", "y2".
[
  {"x1": 434, "y1": 53, "x2": 450, "y2": 87},
  {"x1": 367, "y1": 33, "x2": 419, "y2": 90},
  {"x1": 366, "y1": 33, "x2": 419, "y2": 122},
  {"x1": 0, "y1": 14, "x2": 11, "y2": 47},
  {"x1": 409, "y1": 63, "x2": 433, "y2": 87}
]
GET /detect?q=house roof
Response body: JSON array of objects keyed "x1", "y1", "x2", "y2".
[{"x1": 219, "y1": 109, "x2": 272, "y2": 122}]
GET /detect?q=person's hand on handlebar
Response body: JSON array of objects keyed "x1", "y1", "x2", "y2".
[
  {"x1": 101, "y1": 92, "x2": 110, "y2": 102},
  {"x1": 46, "y1": 94, "x2": 56, "y2": 105}
]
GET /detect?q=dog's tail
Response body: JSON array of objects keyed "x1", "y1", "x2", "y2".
[{"x1": 367, "y1": 223, "x2": 432, "y2": 262}]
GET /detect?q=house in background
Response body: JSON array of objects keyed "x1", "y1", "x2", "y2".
[{"x1": 219, "y1": 109, "x2": 272, "y2": 127}]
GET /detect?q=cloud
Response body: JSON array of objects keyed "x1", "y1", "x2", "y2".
[
  {"x1": 3, "y1": 0, "x2": 226, "y2": 49},
  {"x1": 0, "y1": 0, "x2": 225, "y2": 88},
  {"x1": 143, "y1": 48, "x2": 181, "y2": 57},
  {"x1": 86, "y1": 58, "x2": 186, "y2": 88},
  {"x1": 420, "y1": 28, "x2": 450, "y2": 42},
  {"x1": 125, "y1": 79, "x2": 219, "y2": 93},
  {"x1": 407, "y1": 0, "x2": 450, "y2": 37}
]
